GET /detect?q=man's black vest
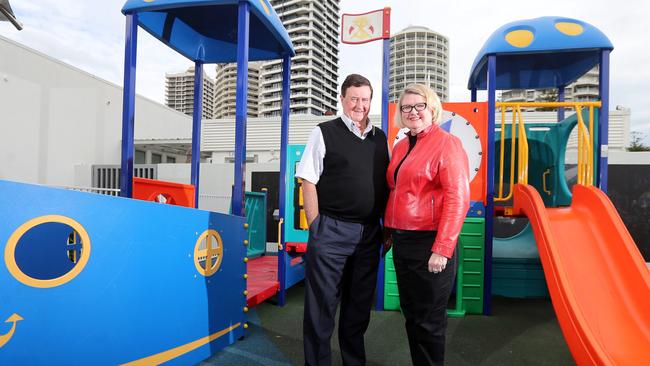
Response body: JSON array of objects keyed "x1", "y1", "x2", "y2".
[{"x1": 316, "y1": 118, "x2": 389, "y2": 223}]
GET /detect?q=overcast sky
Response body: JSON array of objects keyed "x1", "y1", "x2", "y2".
[{"x1": 2, "y1": 0, "x2": 649, "y2": 143}]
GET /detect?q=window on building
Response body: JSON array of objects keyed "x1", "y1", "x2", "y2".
[
  {"x1": 166, "y1": 156, "x2": 176, "y2": 164},
  {"x1": 151, "y1": 153, "x2": 162, "y2": 164},
  {"x1": 135, "y1": 150, "x2": 146, "y2": 164},
  {"x1": 224, "y1": 155, "x2": 258, "y2": 163}
]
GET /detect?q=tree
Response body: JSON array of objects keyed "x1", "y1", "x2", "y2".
[
  {"x1": 628, "y1": 131, "x2": 650, "y2": 151},
  {"x1": 535, "y1": 89, "x2": 559, "y2": 111}
]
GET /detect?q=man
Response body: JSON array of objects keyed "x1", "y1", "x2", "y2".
[{"x1": 296, "y1": 74, "x2": 389, "y2": 366}]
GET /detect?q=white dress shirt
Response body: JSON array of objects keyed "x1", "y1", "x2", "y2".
[{"x1": 295, "y1": 114, "x2": 376, "y2": 184}]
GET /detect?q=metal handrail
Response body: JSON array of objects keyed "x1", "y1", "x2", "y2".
[{"x1": 494, "y1": 101, "x2": 600, "y2": 202}]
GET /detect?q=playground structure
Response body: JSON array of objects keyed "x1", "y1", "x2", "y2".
[
  {"x1": 2, "y1": 4, "x2": 649, "y2": 365},
  {"x1": 466, "y1": 16, "x2": 650, "y2": 364},
  {"x1": 1, "y1": 0, "x2": 296, "y2": 364}
]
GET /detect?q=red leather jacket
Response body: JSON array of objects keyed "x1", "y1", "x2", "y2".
[{"x1": 384, "y1": 124, "x2": 470, "y2": 258}]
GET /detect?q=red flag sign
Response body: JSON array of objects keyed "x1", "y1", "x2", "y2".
[{"x1": 341, "y1": 8, "x2": 391, "y2": 44}]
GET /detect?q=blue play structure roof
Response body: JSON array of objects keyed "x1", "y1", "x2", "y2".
[
  {"x1": 468, "y1": 16, "x2": 613, "y2": 90},
  {"x1": 122, "y1": 0, "x2": 295, "y2": 62}
]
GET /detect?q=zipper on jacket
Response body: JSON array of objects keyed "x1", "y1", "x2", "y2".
[
  {"x1": 393, "y1": 134, "x2": 418, "y2": 184},
  {"x1": 432, "y1": 197, "x2": 436, "y2": 223},
  {"x1": 392, "y1": 134, "x2": 418, "y2": 223}
]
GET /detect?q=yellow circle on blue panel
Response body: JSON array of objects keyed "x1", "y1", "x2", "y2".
[
  {"x1": 194, "y1": 229, "x2": 224, "y2": 276},
  {"x1": 4, "y1": 215, "x2": 91, "y2": 288},
  {"x1": 555, "y1": 22, "x2": 584, "y2": 36},
  {"x1": 505, "y1": 29, "x2": 534, "y2": 48}
]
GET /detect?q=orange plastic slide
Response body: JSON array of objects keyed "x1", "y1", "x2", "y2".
[{"x1": 512, "y1": 184, "x2": 650, "y2": 365}]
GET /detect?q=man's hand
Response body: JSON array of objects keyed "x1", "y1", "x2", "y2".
[
  {"x1": 428, "y1": 252, "x2": 448, "y2": 273},
  {"x1": 382, "y1": 227, "x2": 392, "y2": 257}
]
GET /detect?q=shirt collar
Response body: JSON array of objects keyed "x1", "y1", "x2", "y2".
[{"x1": 341, "y1": 113, "x2": 375, "y2": 137}]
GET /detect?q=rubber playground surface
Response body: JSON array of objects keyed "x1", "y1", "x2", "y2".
[{"x1": 202, "y1": 283, "x2": 574, "y2": 366}]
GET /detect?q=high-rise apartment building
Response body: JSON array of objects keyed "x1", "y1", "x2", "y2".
[
  {"x1": 259, "y1": 0, "x2": 340, "y2": 117},
  {"x1": 389, "y1": 26, "x2": 450, "y2": 102},
  {"x1": 213, "y1": 62, "x2": 261, "y2": 118},
  {"x1": 500, "y1": 66, "x2": 600, "y2": 105},
  {"x1": 165, "y1": 66, "x2": 216, "y2": 119}
]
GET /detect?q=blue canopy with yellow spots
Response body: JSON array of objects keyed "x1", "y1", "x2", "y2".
[
  {"x1": 121, "y1": 0, "x2": 295, "y2": 63},
  {"x1": 468, "y1": 16, "x2": 613, "y2": 90}
]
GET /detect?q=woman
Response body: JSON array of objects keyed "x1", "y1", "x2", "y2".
[{"x1": 384, "y1": 84, "x2": 470, "y2": 366}]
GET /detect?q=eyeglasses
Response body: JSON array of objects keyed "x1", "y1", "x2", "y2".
[{"x1": 400, "y1": 103, "x2": 427, "y2": 113}]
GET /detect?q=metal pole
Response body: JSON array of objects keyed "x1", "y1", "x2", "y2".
[
  {"x1": 190, "y1": 61, "x2": 203, "y2": 208},
  {"x1": 558, "y1": 86, "x2": 565, "y2": 122},
  {"x1": 483, "y1": 55, "x2": 497, "y2": 316},
  {"x1": 374, "y1": 38, "x2": 391, "y2": 311},
  {"x1": 232, "y1": 0, "x2": 250, "y2": 216},
  {"x1": 277, "y1": 54, "x2": 292, "y2": 306},
  {"x1": 598, "y1": 51, "x2": 610, "y2": 191},
  {"x1": 381, "y1": 38, "x2": 390, "y2": 132},
  {"x1": 119, "y1": 14, "x2": 138, "y2": 198}
]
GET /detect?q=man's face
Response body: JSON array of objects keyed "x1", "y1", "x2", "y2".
[{"x1": 340, "y1": 86, "x2": 372, "y2": 124}]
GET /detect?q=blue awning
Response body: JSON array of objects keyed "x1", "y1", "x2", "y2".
[
  {"x1": 467, "y1": 16, "x2": 613, "y2": 90},
  {"x1": 122, "y1": 0, "x2": 294, "y2": 62}
]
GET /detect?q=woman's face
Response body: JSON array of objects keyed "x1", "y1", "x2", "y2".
[{"x1": 400, "y1": 93, "x2": 434, "y2": 135}]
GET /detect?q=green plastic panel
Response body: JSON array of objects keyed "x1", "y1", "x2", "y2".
[
  {"x1": 235, "y1": 191, "x2": 267, "y2": 257},
  {"x1": 492, "y1": 258, "x2": 549, "y2": 298},
  {"x1": 456, "y1": 217, "x2": 485, "y2": 315},
  {"x1": 383, "y1": 248, "x2": 401, "y2": 310}
]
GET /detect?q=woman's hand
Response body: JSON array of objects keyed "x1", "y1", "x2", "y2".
[{"x1": 428, "y1": 252, "x2": 448, "y2": 273}]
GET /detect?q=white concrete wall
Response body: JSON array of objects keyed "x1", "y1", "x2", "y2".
[
  {"x1": 157, "y1": 162, "x2": 280, "y2": 213},
  {"x1": 609, "y1": 151, "x2": 650, "y2": 165},
  {"x1": 0, "y1": 35, "x2": 191, "y2": 187},
  {"x1": 201, "y1": 114, "x2": 373, "y2": 164}
]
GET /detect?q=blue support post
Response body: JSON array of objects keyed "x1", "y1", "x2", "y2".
[
  {"x1": 471, "y1": 88, "x2": 477, "y2": 102},
  {"x1": 381, "y1": 38, "x2": 390, "y2": 132},
  {"x1": 277, "y1": 54, "x2": 291, "y2": 306},
  {"x1": 232, "y1": 0, "x2": 250, "y2": 217},
  {"x1": 120, "y1": 14, "x2": 138, "y2": 198},
  {"x1": 190, "y1": 61, "x2": 203, "y2": 208},
  {"x1": 375, "y1": 37, "x2": 391, "y2": 311},
  {"x1": 558, "y1": 86, "x2": 565, "y2": 122},
  {"x1": 483, "y1": 55, "x2": 496, "y2": 316},
  {"x1": 598, "y1": 51, "x2": 610, "y2": 192}
]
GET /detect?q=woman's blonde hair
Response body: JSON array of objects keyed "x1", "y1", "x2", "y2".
[{"x1": 394, "y1": 83, "x2": 443, "y2": 128}]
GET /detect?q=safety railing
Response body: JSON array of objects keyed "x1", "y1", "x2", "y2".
[{"x1": 494, "y1": 102, "x2": 600, "y2": 203}]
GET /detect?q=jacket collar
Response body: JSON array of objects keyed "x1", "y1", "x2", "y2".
[{"x1": 403, "y1": 123, "x2": 439, "y2": 139}]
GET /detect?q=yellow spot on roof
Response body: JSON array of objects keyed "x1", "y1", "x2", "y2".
[
  {"x1": 259, "y1": 0, "x2": 271, "y2": 16},
  {"x1": 505, "y1": 29, "x2": 534, "y2": 48},
  {"x1": 555, "y1": 22, "x2": 584, "y2": 36}
]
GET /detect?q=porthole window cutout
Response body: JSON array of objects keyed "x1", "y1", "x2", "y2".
[
  {"x1": 193, "y1": 229, "x2": 223, "y2": 276},
  {"x1": 4, "y1": 215, "x2": 91, "y2": 288}
]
